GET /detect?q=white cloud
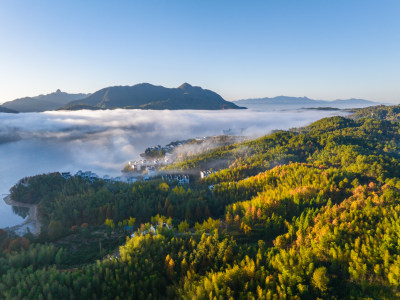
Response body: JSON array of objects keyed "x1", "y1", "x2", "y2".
[{"x1": 0, "y1": 108, "x2": 347, "y2": 178}]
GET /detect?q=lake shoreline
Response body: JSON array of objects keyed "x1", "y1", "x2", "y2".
[{"x1": 3, "y1": 195, "x2": 41, "y2": 235}]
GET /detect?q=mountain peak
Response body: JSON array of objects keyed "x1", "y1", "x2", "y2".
[
  {"x1": 178, "y1": 83, "x2": 193, "y2": 89},
  {"x1": 63, "y1": 83, "x2": 243, "y2": 110},
  {"x1": 55, "y1": 89, "x2": 62, "y2": 94}
]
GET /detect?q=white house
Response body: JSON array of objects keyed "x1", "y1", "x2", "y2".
[{"x1": 200, "y1": 170, "x2": 214, "y2": 179}]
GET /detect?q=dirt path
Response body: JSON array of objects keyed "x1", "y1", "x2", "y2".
[{"x1": 3, "y1": 195, "x2": 41, "y2": 235}]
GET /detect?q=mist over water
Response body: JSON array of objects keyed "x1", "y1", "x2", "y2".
[{"x1": 0, "y1": 108, "x2": 348, "y2": 228}]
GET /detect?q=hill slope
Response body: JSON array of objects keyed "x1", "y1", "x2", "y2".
[
  {"x1": 2, "y1": 90, "x2": 89, "y2": 112},
  {"x1": 234, "y1": 95, "x2": 382, "y2": 109},
  {"x1": 5, "y1": 110, "x2": 400, "y2": 299},
  {"x1": 63, "y1": 83, "x2": 243, "y2": 110},
  {"x1": 0, "y1": 106, "x2": 18, "y2": 113},
  {"x1": 351, "y1": 104, "x2": 400, "y2": 121}
]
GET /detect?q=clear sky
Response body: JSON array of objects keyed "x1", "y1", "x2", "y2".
[{"x1": 0, "y1": 0, "x2": 399, "y2": 103}]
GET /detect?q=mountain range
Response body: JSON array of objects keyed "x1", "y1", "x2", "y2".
[
  {"x1": 0, "y1": 83, "x2": 242, "y2": 112},
  {"x1": 233, "y1": 96, "x2": 382, "y2": 109},
  {"x1": 63, "y1": 83, "x2": 242, "y2": 110},
  {"x1": 1, "y1": 89, "x2": 90, "y2": 112},
  {"x1": 0, "y1": 87, "x2": 384, "y2": 113}
]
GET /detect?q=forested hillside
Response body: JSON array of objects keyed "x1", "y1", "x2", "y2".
[
  {"x1": 351, "y1": 104, "x2": 400, "y2": 121},
  {"x1": 2, "y1": 108, "x2": 400, "y2": 299}
]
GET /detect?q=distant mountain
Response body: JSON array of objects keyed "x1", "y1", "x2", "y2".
[
  {"x1": 62, "y1": 83, "x2": 243, "y2": 110},
  {"x1": 233, "y1": 96, "x2": 382, "y2": 110},
  {"x1": 1, "y1": 90, "x2": 90, "y2": 112},
  {"x1": 0, "y1": 106, "x2": 18, "y2": 113}
]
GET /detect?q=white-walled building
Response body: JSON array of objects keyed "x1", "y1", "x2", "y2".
[
  {"x1": 162, "y1": 174, "x2": 190, "y2": 185},
  {"x1": 200, "y1": 170, "x2": 215, "y2": 179}
]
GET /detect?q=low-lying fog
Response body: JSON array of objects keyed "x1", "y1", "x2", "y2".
[{"x1": 0, "y1": 108, "x2": 348, "y2": 228}]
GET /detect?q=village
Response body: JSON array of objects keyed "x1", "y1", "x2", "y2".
[
  {"x1": 125, "y1": 156, "x2": 172, "y2": 175},
  {"x1": 60, "y1": 169, "x2": 193, "y2": 186},
  {"x1": 59, "y1": 167, "x2": 216, "y2": 187},
  {"x1": 58, "y1": 136, "x2": 226, "y2": 188}
]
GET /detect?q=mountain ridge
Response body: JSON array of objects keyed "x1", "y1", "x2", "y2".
[
  {"x1": 1, "y1": 83, "x2": 244, "y2": 112},
  {"x1": 63, "y1": 83, "x2": 243, "y2": 110},
  {"x1": 0, "y1": 106, "x2": 18, "y2": 113},
  {"x1": 1, "y1": 90, "x2": 90, "y2": 112},
  {"x1": 233, "y1": 95, "x2": 383, "y2": 109}
]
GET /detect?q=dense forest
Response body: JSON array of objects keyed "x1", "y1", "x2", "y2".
[
  {"x1": 351, "y1": 104, "x2": 400, "y2": 121},
  {"x1": 2, "y1": 104, "x2": 400, "y2": 299}
]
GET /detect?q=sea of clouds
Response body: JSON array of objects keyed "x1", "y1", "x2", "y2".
[{"x1": 0, "y1": 108, "x2": 349, "y2": 175}]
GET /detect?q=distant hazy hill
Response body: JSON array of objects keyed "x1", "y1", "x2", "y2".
[
  {"x1": 2, "y1": 90, "x2": 90, "y2": 112},
  {"x1": 234, "y1": 96, "x2": 382, "y2": 110},
  {"x1": 0, "y1": 106, "x2": 18, "y2": 113},
  {"x1": 62, "y1": 83, "x2": 243, "y2": 110}
]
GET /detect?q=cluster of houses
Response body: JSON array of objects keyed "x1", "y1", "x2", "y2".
[
  {"x1": 147, "y1": 141, "x2": 187, "y2": 153},
  {"x1": 161, "y1": 174, "x2": 190, "y2": 185},
  {"x1": 60, "y1": 170, "x2": 192, "y2": 186},
  {"x1": 102, "y1": 175, "x2": 138, "y2": 184},
  {"x1": 127, "y1": 157, "x2": 171, "y2": 173},
  {"x1": 60, "y1": 171, "x2": 139, "y2": 184}
]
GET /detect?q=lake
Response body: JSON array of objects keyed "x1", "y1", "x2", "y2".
[{"x1": 0, "y1": 108, "x2": 349, "y2": 230}]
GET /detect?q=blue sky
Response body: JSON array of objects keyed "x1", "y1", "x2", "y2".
[{"x1": 0, "y1": 0, "x2": 399, "y2": 103}]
